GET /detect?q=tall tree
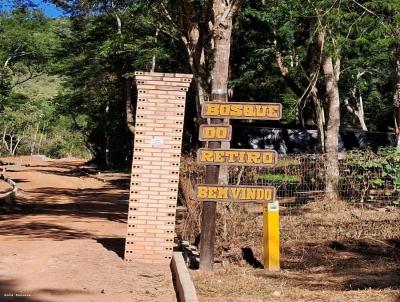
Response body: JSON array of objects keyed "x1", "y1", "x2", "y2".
[
  {"x1": 0, "y1": 7, "x2": 57, "y2": 108},
  {"x1": 51, "y1": 1, "x2": 178, "y2": 166},
  {"x1": 156, "y1": 0, "x2": 245, "y2": 270}
]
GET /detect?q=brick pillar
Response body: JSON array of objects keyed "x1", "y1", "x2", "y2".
[{"x1": 124, "y1": 71, "x2": 193, "y2": 264}]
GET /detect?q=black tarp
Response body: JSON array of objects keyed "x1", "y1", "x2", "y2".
[{"x1": 231, "y1": 127, "x2": 396, "y2": 154}]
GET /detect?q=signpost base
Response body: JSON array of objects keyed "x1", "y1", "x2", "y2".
[{"x1": 263, "y1": 201, "x2": 280, "y2": 271}]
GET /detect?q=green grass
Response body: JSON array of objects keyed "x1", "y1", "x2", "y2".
[
  {"x1": 258, "y1": 173, "x2": 300, "y2": 182},
  {"x1": 14, "y1": 74, "x2": 62, "y2": 99}
]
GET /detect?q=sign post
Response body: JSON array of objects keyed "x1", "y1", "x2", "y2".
[
  {"x1": 199, "y1": 138, "x2": 220, "y2": 271},
  {"x1": 197, "y1": 101, "x2": 283, "y2": 272},
  {"x1": 263, "y1": 201, "x2": 280, "y2": 271}
]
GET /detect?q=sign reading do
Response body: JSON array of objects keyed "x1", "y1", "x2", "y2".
[{"x1": 199, "y1": 125, "x2": 232, "y2": 142}]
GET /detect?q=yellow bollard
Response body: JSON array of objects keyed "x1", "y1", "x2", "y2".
[{"x1": 263, "y1": 201, "x2": 280, "y2": 271}]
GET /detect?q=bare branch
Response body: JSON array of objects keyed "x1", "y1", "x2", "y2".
[
  {"x1": 3, "y1": 52, "x2": 32, "y2": 68},
  {"x1": 350, "y1": 0, "x2": 378, "y2": 17},
  {"x1": 160, "y1": 0, "x2": 180, "y2": 30}
]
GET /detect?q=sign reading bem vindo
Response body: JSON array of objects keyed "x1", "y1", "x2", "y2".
[{"x1": 196, "y1": 101, "x2": 283, "y2": 271}]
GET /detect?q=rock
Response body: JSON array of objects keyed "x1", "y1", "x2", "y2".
[{"x1": 272, "y1": 291, "x2": 281, "y2": 297}]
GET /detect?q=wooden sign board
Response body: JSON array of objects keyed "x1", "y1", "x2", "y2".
[
  {"x1": 196, "y1": 185, "x2": 276, "y2": 203},
  {"x1": 197, "y1": 149, "x2": 278, "y2": 166},
  {"x1": 199, "y1": 125, "x2": 232, "y2": 141},
  {"x1": 201, "y1": 102, "x2": 282, "y2": 120}
]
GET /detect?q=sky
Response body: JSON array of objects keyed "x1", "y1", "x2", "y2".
[{"x1": 3, "y1": 0, "x2": 65, "y2": 18}]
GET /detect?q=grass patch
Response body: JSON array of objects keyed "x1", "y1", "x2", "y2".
[{"x1": 258, "y1": 173, "x2": 300, "y2": 182}]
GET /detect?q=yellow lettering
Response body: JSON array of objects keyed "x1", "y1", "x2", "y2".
[
  {"x1": 245, "y1": 188, "x2": 257, "y2": 200},
  {"x1": 197, "y1": 187, "x2": 209, "y2": 199},
  {"x1": 200, "y1": 150, "x2": 214, "y2": 162},
  {"x1": 262, "y1": 152, "x2": 274, "y2": 164},
  {"x1": 217, "y1": 187, "x2": 229, "y2": 199},
  {"x1": 230, "y1": 104, "x2": 242, "y2": 117},
  {"x1": 231, "y1": 188, "x2": 242, "y2": 200},
  {"x1": 272, "y1": 106, "x2": 280, "y2": 117},
  {"x1": 238, "y1": 152, "x2": 246, "y2": 163},
  {"x1": 220, "y1": 104, "x2": 230, "y2": 116},
  {"x1": 239, "y1": 188, "x2": 247, "y2": 199},
  {"x1": 208, "y1": 187, "x2": 218, "y2": 199},
  {"x1": 205, "y1": 104, "x2": 219, "y2": 116},
  {"x1": 247, "y1": 152, "x2": 261, "y2": 164},
  {"x1": 256, "y1": 105, "x2": 267, "y2": 117},
  {"x1": 256, "y1": 189, "x2": 264, "y2": 200},
  {"x1": 243, "y1": 105, "x2": 255, "y2": 117},
  {"x1": 203, "y1": 127, "x2": 214, "y2": 139},
  {"x1": 226, "y1": 151, "x2": 239, "y2": 163},
  {"x1": 264, "y1": 189, "x2": 272, "y2": 200},
  {"x1": 216, "y1": 127, "x2": 228, "y2": 139},
  {"x1": 214, "y1": 151, "x2": 225, "y2": 163}
]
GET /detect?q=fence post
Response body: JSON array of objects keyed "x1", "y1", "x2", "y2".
[{"x1": 263, "y1": 201, "x2": 280, "y2": 271}]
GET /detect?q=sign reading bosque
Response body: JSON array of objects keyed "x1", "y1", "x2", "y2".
[
  {"x1": 196, "y1": 185, "x2": 276, "y2": 203},
  {"x1": 197, "y1": 148, "x2": 277, "y2": 166},
  {"x1": 201, "y1": 102, "x2": 282, "y2": 120}
]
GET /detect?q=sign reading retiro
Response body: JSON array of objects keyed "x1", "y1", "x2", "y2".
[{"x1": 197, "y1": 148, "x2": 277, "y2": 166}]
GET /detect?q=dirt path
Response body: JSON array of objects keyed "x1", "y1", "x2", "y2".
[{"x1": 0, "y1": 156, "x2": 176, "y2": 302}]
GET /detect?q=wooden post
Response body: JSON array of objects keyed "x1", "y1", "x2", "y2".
[
  {"x1": 263, "y1": 201, "x2": 280, "y2": 271},
  {"x1": 198, "y1": 102, "x2": 282, "y2": 271},
  {"x1": 199, "y1": 140, "x2": 220, "y2": 271}
]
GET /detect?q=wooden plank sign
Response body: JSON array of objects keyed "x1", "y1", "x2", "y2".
[
  {"x1": 201, "y1": 102, "x2": 282, "y2": 120},
  {"x1": 199, "y1": 125, "x2": 232, "y2": 141},
  {"x1": 196, "y1": 185, "x2": 276, "y2": 203},
  {"x1": 197, "y1": 148, "x2": 277, "y2": 166}
]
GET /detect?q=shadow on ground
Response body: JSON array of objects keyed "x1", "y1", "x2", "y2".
[
  {"x1": 96, "y1": 237, "x2": 125, "y2": 259},
  {"x1": 278, "y1": 239, "x2": 400, "y2": 291},
  {"x1": 0, "y1": 222, "x2": 93, "y2": 240},
  {"x1": 4, "y1": 186, "x2": 129, "y2": 222},
  {"x1": 0, "y1": 279, "x2": 88, "y2": 302},
  {"x1": 0, "y1": 160, "x2": 130, "y2": 240}
]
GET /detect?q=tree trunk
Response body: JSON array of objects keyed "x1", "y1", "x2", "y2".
[
  {"x1": 210, "y1": 21, "x2": 232, "y2": 103},
  {"x1": 151, "y1": 28, "x2": 160, "y2": 72},
  {"x1": 319, "y1": 32, "x2": 340, "y2": 201},
  {"x1": 312, "y1": 93, "x2": 326, "y2": 151},
  {"x1": 12, "y1": 135, "x2": 22, "y2": 156},
  {"x1": 31, "y1": 122, "x2": 40, "y2": 155},
  {"x1": 357, "y1": 93, "x2": 368, "y2": 131},
  {"x1": 344, "y1": 71, "x2": 368, "y2": 131},
  {"x1": 307, "y1": 42, "x2": 325, "y2": 152},
  {"x1": 37, "y1": 123, "x2": 46, "y2": 155},
  {"x1": 213, "y1": 1, "x2": 235, "y2": 173},
  {"x1": 125, "y1": 78, "x2": 136, "y2": 135},
  {"x1": 274, "y1": 44, "x2": 326, "y2": 152},
  {"x1": 200, "y1": 0, "x2": 242, "y2": 272},
  {"x1": 390, "y1": 46, "x2": 400, "y2": 150},
  {"x1": 105, "y1": 101, "x2": 110, "y2": 167}
]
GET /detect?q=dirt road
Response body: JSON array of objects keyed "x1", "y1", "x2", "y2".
[{"x1": 0, "y1": 156, "x2": 175, "y2": 302}]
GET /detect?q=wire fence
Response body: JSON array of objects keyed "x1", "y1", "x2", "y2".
[
  {"x1": 177, "y1": 149, "x2": 400, "y2": 257},
  {"x1": 181, "y1": 150, "x2": 400, "y2": 207}
]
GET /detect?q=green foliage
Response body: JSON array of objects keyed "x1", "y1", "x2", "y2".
[
  {"x1": 48, "y1": 1, "x2": 189, "y2": 166},
  {"x1": 44, "y1": 116, "x2": 90, "y2": 159},
  {"x1": 0, "y1": 7, "x2": 88, "y2": 158},
  {"x1": 258, "y1": 173, "x2": 300, "y2": 183},
  {"x1": 348, "y1": 148, "x2": 400, "y2": 196},
  {"x1": 1, "y1": 1, "x2": 400, "y2": 166},
  {"x1": 232, "y1": 0, "x2": 397, "y2": 131}
]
